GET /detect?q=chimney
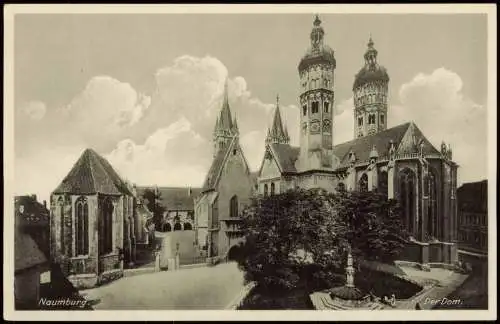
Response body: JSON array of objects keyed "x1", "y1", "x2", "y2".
[
  {"x1": 31, "y1": 194, "x2": 37, "y2": 201},
  {"x1": 43, "y1": 200, "x2": 47, "y2": 209},
  {"x1": 188, "y1": 187, "x2": 192, "y2": 197}
]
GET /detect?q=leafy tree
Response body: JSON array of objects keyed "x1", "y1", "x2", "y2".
[
  {"x1": 142, "y1": 188, "x2": 166, "y2": 230},
  {"x1": 237, "y1": 188, "x2": 408, "y2": 292}
]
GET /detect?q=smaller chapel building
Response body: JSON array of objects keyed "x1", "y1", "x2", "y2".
[{"x1": 50, "y1": 148, "x2": 148, "y2": 288}]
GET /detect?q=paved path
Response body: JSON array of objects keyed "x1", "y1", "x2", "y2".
[{"x1": 81, "y1": 262, "x2": 245, "y2": 310}]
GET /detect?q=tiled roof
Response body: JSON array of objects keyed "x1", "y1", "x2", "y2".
[
  {"x1": 52, "y1": 148, "x2": 133, "y2": 196},
  {"x1": 332, "y1": 122, "x2": 440, "y2": 166},
  {"x1": 201, "y1": 138, "x2": 235, "y2": 191},
  {"x1": 265, "y1": 122, "x2": 441, "y2": 173},
  {"x1": 136, "y1": 187, "x2": 201, "y2": 211},
  {"x1": 269, "y1": 143, "x2": 300, "y2": 173},
  {"x1": 15, "y1": 231, "x2": 48, "y2": 272}
]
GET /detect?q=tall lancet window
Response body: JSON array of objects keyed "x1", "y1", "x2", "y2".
[
  {"x1": 75, "y1": 197, "x2": 89, "y2": 256},
  {"x1": 230, "y1": 195, "x2": 239, "y2": 218},
  {"x1": 264, "y1": 184, "x2": 268, "y2": 197},
  {"x1": 359, "y1": 174, "x2": 368, "y2": 192},
  {"x1": 57, "y1": 197, "x2": 65, "y2": 254},
  {"x1": 399, "y1": 169, "x2": 416, "y2": 236},
  {"x1": 270, "y1": 183, "x2": 275, "y2": 195},
  {"x1": 100, "y1": 197, "x2": 114, "y2": 255},
  {"x1": 426, "y1": 171, "x2": 438, "y2": 238}
]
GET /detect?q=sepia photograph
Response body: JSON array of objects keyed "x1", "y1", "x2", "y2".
[{"x1": 3, "y1": 4, "x2": 496, "y2": 321}]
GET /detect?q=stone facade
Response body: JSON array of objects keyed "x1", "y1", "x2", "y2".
[
  {"x1": 50, "y1": 148, "x2": 150, "y2": 289},
  {"x1": 255, "y1": 15, "x2": 459, "y2": 267},
  {"x1": 194, "y1": 79, "x2": 255, "y2": 264}
]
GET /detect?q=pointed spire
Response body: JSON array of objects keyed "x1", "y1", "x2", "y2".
[
  {"x1": 265, "y1": 94, "x2": 289, "y2": 145},
  {"x1": 217, "y1": 76, "x2": 234, "y2": 134},
  {"x1": 233, "y1": 116, "x2": 239, "y2": 134},
  {"x1": 364, "y1": 34, "x2": 378, "y2": 64}
]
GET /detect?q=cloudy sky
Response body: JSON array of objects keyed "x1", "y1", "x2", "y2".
[{"x1": 13, "y1": 13, "x2": 488, "y2": 203}]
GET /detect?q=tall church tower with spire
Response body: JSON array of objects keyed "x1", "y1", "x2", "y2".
[
  {"x1": 353, "y1": 37, "x2": 389, "y2": 138},
  {"x1": 213, "y1": 78, "x2": 239, "y2": 157},
  {"x1": 296, "y1": 15, "x2": 337, "y2": 171}
]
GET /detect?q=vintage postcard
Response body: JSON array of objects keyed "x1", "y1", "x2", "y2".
[{"x1": 3, "y1": 4, "x2": 497, "y2": 322}]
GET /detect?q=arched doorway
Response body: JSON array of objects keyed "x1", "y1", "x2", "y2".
[
  {"x1": 174, "y1": 222, "x2": 182, "y2": 231},
  {"x1": 163, "y1": 223, "x2": 171, "y2": 232},
  {"x1": 184, "y1": 222, "x2": 192, "y2": 231}
]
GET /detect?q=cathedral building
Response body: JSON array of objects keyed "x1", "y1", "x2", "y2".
[
  {"x1": 194, "y1": 80, "x2": 256, "y2": 264},
  {"x1": 257, "y1": 15, "x2": 459, "y2": 267},
  {"x1": 50, "y1": 148, "x2": 150, "y2": 288}
]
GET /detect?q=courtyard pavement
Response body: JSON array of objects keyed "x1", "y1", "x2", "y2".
[{"x1": 81, "y1": 262, "x2": 245, "y2": 310}]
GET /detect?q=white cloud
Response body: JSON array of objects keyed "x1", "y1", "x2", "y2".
[
  {"x1": 64, "y1": 76, "x2": 151, "y2": 145},
  {"x1": 21, "y1": 100, "x2": 47, "y2": 120},
  {"x1": 391, "y1": 68, "x2": 487, "y2": 184},
  {"x1": 106, "y1": 118, "x2": 212, "y2": 187}
]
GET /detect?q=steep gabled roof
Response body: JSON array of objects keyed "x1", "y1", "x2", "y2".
[
  {"x1": 202, "y1": 138, "x2": 234, "y2": 191},
  {"x1": 258, "y1": 122, "x2": 442, "y2": 177},
  {"x1": 269, "y1": 143, "x2": 300, "y2": 173},
  {"x1": 332, "y1": 122, "x2": 440, "y2": 166},
  {"x1": 202, "y1": 137, "x2": 252, "y2": 192},
  {"x1": 15, "y1": 231, "x2": 48, "y2": 272},
  {"x1": 52, "y1": 148, "x2": 132, "y2": 196}
]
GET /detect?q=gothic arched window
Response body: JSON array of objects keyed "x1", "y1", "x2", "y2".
[
  {"x1": 264, "y1": 184, "x2": 268, "y2": 197},
  {"x1": 184, "y1": 223, "x2": 192, "y2": 231},
  {"x1": 230, "y1": 195, "x2": 239, "y2": 218},
  {"x1": 359, "y1": 174, "x2": 368, "y2": 192},
  {"x1": 312, "y1": 101, "x2": 319, "y2": 114},
  {"x1": 400, "y1": 168, "x2": 417, "y2": 236},
  {"x1": 100, "y1": 197, "x2": 113, "y2": 255},
  {"x1": 380, "y1": 114, "x2": 385, "y2": 125},
  {"x1": 75, "y1": 197, "x2": 89, "y2": 256},
  {"x1": 368, "y1": 114, "x2": 376, "y2": 124},
  {"x1": 57, "y1": 197, "x2": 65, "y2": 254},
  {"x1": 302, "y1": 105, "x2": 307, "y2": 116},
  {"x1": 337, "y1": 182, "x2": 346, "y2": 193},
  {"x1": 163, "y1": 223, "x2": 172, "y2": 232},
  {"x1": 324, "y1": 102, "x2": 329, "y2": 113},
  {"x1": 358, "y1": 117, "x2": 363, "y2": 126},
  {"x1": 270, "y1": 183, "x2": 275, "y2": 195}
]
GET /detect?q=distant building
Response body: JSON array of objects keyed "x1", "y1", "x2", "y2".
[
  {"x1": 50, "y1": 148, "x2": 150, "y2": 289},
  {"x1": 457, "y1": 180, "x2": 488, "y2": 255},
  {"x1": 194, "y1": 79, "x2": 256, "y2": 264},
  {"x1": 136, "y1": 186, "x2": 201, "y2": 233},
  {"x1": 15, "y1": 195, "x2": 50, "y2": 258}
]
